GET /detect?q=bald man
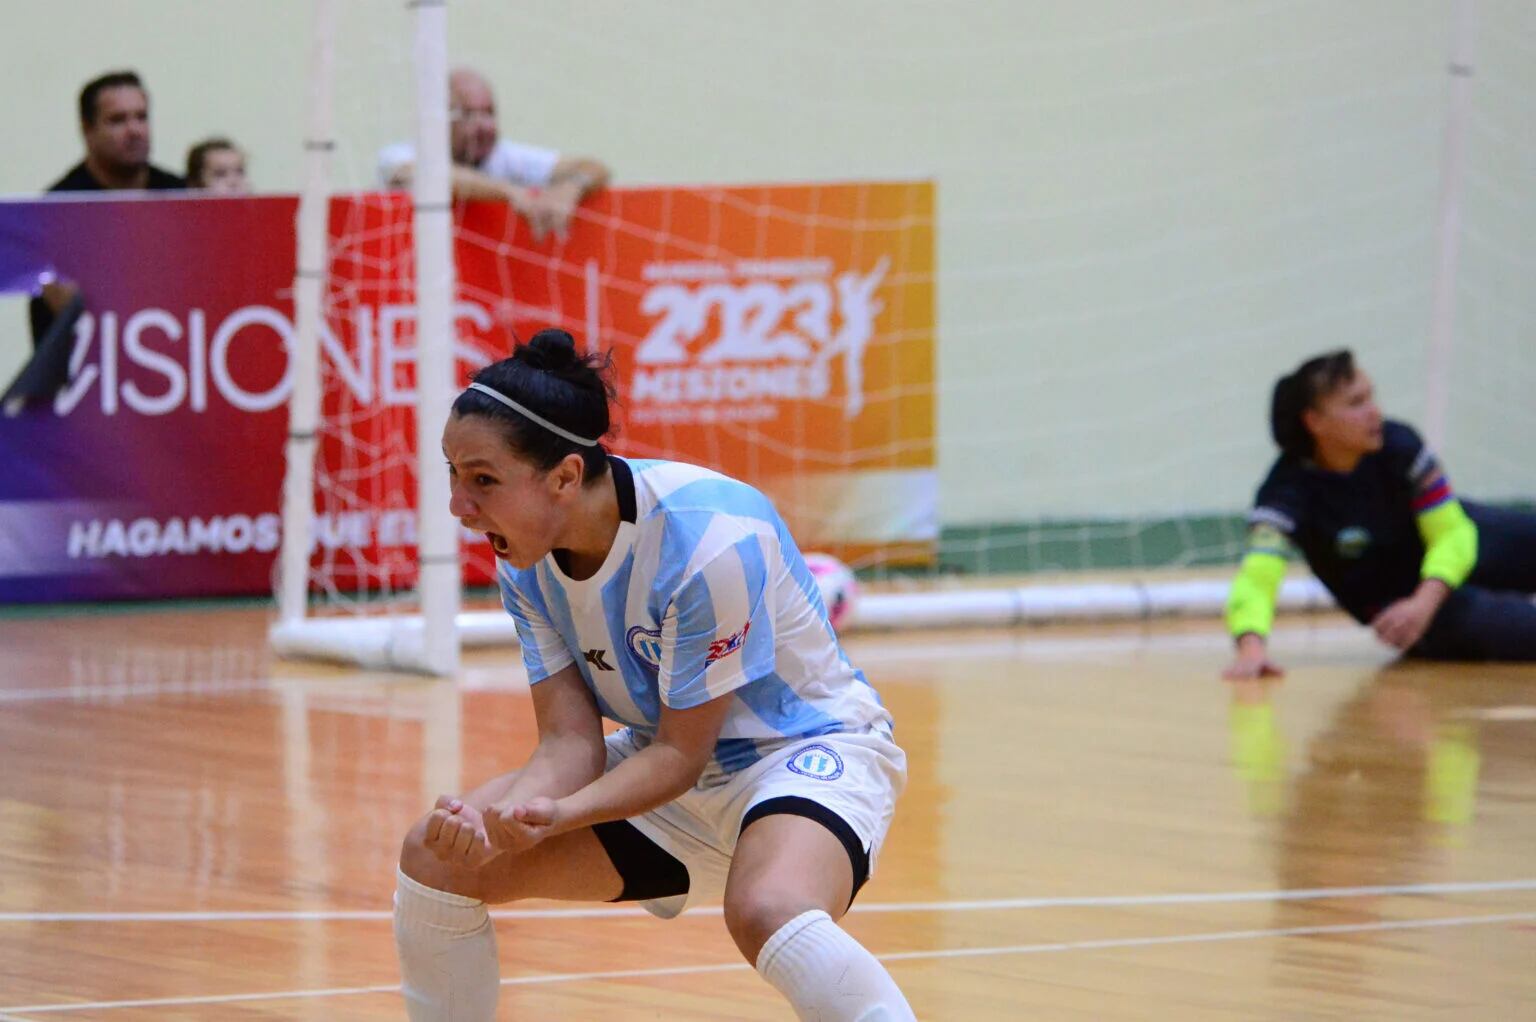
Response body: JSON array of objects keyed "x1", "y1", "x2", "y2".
[{"x1": 379, "y1": 67, "x2": 610, "y2": 242}]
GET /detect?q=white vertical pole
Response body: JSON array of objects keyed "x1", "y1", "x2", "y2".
[
  {"x1": 411, "y1": 0, "x2": 460, "y2": 676},
  {"x1": 585, "y1": 258, "x2": 602, "y2": 353},
  {"x1": 277, "y1": 0, "x2": 336, "y2": 626},
  {"x1": 1424, "y1": 0, "x2": 1476, "y2": 451}
]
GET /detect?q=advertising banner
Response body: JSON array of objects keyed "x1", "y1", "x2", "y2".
[{"x1": 0, "y1": 183, "x2": 933, "y2": 603}]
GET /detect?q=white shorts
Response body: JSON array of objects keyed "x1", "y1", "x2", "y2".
[{"x1": 603, "y1": 726, "x2": 907, "y2": 918}]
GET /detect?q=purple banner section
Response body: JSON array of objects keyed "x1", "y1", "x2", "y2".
[
  {"x1": 0, "y1": 214, "x2": 54, "y2": 294},
  {"x1": 0, "y1": 195, "x2": 297, "y2": 603}
]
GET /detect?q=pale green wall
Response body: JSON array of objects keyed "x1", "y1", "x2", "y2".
[{"x1": 2, "y1": 1, "x2": 1530, "y2": 523}]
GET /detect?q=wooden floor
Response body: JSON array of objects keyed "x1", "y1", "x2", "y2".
[{"x1": 2, "y1": 607, "x2": 1535, "y2": 1020}]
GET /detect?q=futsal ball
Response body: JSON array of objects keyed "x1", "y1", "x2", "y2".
[{"x1": 804, "y1": 552, "x2": 858, "y2": 631}]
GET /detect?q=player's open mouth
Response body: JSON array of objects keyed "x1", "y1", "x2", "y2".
[{"x1": 487, "y1": 532, "x2": 510, "y2": 558}]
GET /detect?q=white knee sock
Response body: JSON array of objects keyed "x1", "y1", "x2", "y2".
[
  {"x1": 755, "y1": 909, "x2": 915, "y2": 1021},
  {"x1": 393, "y1": 868, "x2": 500, "y2": 1021}
]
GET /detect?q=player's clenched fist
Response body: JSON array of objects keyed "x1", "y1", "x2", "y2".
[
  {"x1": 484, "y1": 796, "x2": 561, "y2": 854},
  {"x1": 423, "y1": 795, "x2": 497, "y2": 867}
]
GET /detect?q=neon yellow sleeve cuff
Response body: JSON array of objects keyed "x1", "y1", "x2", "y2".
[
  {"x1": 1226, "y1": 551, "x2": 1287, "y2": 639},
  {"x1": 1417, "y1": 500, "x2": 1478, "y2": 588}
]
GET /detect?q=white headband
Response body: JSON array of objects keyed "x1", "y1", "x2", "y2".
[{"x1": 464, "y1": 382, "x2": 600, "y2": 447}]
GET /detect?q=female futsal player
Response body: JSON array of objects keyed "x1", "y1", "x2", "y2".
[
  {"x1": 393, "y1": 330, "x2": 913, "y2": 1020},
  {"x1": 1225, "y1": 349, "x2": 1536, "y2": 678}
]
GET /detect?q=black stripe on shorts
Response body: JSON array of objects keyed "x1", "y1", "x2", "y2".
[
  {"x1": 591, "y1": 819, "x2": 690, "y2": 903},
  {"x1": 740, "y1": 795, "x2": 872, "y2": 907}
]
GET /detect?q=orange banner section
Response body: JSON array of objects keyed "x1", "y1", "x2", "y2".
[{"x1": 322, "y1": 182, "x2": 935, "y2": 587}]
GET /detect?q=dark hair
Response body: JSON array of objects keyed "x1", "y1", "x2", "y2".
[
  {"x1": 79, "y1": 71, "x2": 144, "y2": 126},
  {"x1": 1270, "y1": 349, "x2": 1357, "y2": 459},
  {"x1": 186, "y1": 137, "x2": 238, "y2": 187},
  {"x1": 453, "y1": 329, "x2": 615, "y2": 480}
]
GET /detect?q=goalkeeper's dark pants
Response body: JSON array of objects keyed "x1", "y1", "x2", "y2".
[{"x1": 1411, "y1": 503, "x2": 1536, "y2": 662}]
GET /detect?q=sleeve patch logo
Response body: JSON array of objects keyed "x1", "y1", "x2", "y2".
[
  {"x1": 1248, "y1": 523, "x2": 1288, "y2": 551},
  {"x1": 705, "y1": 620, "x2": 751, "y2": 664}
]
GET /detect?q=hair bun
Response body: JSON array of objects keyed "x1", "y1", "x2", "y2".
[{"x1": 522, "y1": 329, "x2": 581, "y2": 372}]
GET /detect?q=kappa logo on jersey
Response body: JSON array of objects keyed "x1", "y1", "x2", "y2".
[
  {"x1": 1335, "y1": 526, "x2": 1372, "y2": 559},
  {"x1": 786, "y1": 744, "x2": 844, "y2": 781},
  {"x1": 705, "y1": 620, "x2": 752, "y2": 664},
  {"x1": 626, "y1": 625, "x2": 663, "y2": 670},
  {"x1": 584, "y1": 649, "x2": 616, "y2": 671}
]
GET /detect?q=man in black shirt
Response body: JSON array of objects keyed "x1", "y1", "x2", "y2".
[
  {"x1": 48, "y1": 70, "x2": 185, "y2": 192},
  {"x1": 11, "y1": 72, "x2": 186, "y2": 408}
]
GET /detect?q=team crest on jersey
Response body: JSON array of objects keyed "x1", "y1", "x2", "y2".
[
  {"x1": 1335, "y1": 526, "x2": 1372, "y2": 559},
  {"x1": 787, "y1": 744, "x2": 844, "y2": 781},
  {"x1": 706, "y1": 621, "x2": 752, "y2": 664},
  {"x1": 626, "y1": 625, "x2": 663, "y2": 670}
]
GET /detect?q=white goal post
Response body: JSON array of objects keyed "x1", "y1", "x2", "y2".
[{"x1": 269, "y1": 0, "x2": 461, "y2": 674}]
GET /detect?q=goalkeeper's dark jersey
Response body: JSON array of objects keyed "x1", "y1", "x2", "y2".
[{"x1": 1247, "y1": 420, "x2": 1453, "y2": 623}]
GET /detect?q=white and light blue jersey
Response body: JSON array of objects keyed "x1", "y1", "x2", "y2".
[{"x1": 498, "y1": 457, "x2": 891, "y2": 774}]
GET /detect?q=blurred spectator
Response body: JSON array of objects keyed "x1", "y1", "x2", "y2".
[
  {"x1": 48, "y1": 70, "x2": 185, "y2": 192},
  {"x1": 377, "y1": 67, "x2": 609, "y2": 241},
  {"x1": 22, "y1": 70, "x2": 185, "y2": 405},
  {"x1": 186, "y1": 138, "x2": 249, "y2": 194}
]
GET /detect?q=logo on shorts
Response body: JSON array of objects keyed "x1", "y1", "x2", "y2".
[
  {"x1": 627, "y1": 625, "x2": 663, "y2": 670},
  {"x1": 787, "y1": 744, "x2": 844, "y2": 781}
]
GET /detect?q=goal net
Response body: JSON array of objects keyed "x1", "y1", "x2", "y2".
[{"x1": 271, "y1": 2, "x2": 1535, "y2": 672}]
